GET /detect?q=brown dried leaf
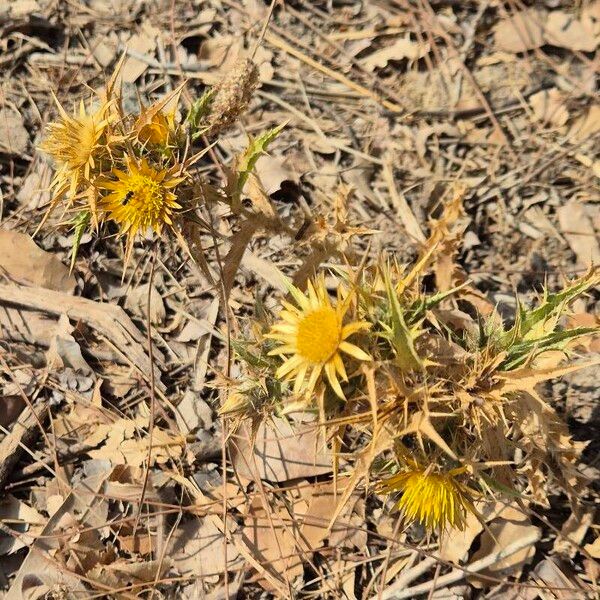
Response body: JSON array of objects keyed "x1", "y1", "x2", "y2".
[
  {"x1": 241, "y1": 495, "x2": 304, "y2": 591},
  {"x1": 298, "y1": 480, "x2": 367, "y2": 552},
  {"x1": 0, "y1": 109, "x2": 28, "y2": 155},
  {"x1": 363, "y1": 37, "x2": 430, "y2": 71},
  {"x1": 7, "y1": 469, "x2": 110, "y2": 598},
  {"x1": 121, "y1": 22, "x2": 159, "y2": 82},
  {"x1": 222, "y1": 218, "x2": 262, "y2": 298},
  {"x1": 438, "y1": 506, "x2": 483, "y2": 564},
  {"x1": 0, "y1": 231, "x2": 75, "y2": 293},
  {"x1": 85, "y1": 417, "x2": 185, "y2": 467},
  {"x1": 529, "y1": 558, "x2": 591, "y2": 599},
  {"x1": 557, "y1": 201, "x2": 600, "y2": 267},
  {"x1": 174, "y1": 389, "x2": 213, "y2": 434},
  {"x1": 493, "y1": 9, "x2": 545, "y2": 53},
  {"x1": 170, "y1": 518, "x2": 242, "y2": 578},
  {"x1": 0, "y1": 496, "x2": 45, "y2": 555},
  {"x1": 469, "y1": 505, "x2": 540, "y2": 588},
  {"x1": 584, "y1": 535, "x2": 600, "y2": 558},
  {"x1": 230, "y1": 417, "x2": 332, "y2": 482},
  {"x1": 45, "y1": 314, "x2": 92, "y2": 373},
  {"x1": 253, "y1": 154, "x2": 296, "y2": 195},
  {"x1": 569, "y1": 105, "x2": 600, "y2": 143},
  {"x1": 553, "y1": 510, "x2": 595, "y2": 558},
  {"x1": 544, "y1": 10, "x2": 598, "y2": 52},
  {"x1": 529, "y1": 88, "x2": 569, "y2": 127},
  {"x1": 124, "y1": 283, "x2": 166, "y2": 326},
  {"x1": 90, "y1": 558, "x2": 171, "y2": 589},
  {"x1": 117, "y1": 533, "x2": 156, "y2": 556}
]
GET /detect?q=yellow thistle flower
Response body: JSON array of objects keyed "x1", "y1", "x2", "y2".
[
  {"x1": 98, "y1": 158, "x2": 184, "y2": 249},
  {"x1": 379, "y1": 466, "x2": 476, "y2": 532},
  {"x1": 40, "y1": 96, "x2": 111, "y2": 201},
  {"x1": 265, "y1": 276, "x2": 371, "y2": 399},
  {"x1": 134, "y1": 84, "x2": 184, "y2": 148},
  {"x1": 136, "y1": 110, "x2": 176, "y2": 147}
]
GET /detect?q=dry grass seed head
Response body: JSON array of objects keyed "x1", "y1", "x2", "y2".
[{"x1": 204, "y1": 58, "x2": 259, "y2": 136}]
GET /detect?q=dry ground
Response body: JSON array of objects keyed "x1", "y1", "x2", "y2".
[{"x1": 0, "y1": 0, "x2": 599, "y2": 598}]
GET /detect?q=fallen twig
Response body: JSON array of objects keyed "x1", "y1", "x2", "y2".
[{"x1": 382, "y1": 528, "x2": 542, "y2": 599}]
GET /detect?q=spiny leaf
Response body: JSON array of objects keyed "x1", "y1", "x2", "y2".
[
  {"x1": 501, "y1": 270, "x2": 600, "y2": 348},
  {"x1": 479, "y1": 472, "x2": 523, "y2": 498},
  {"x1": 408, "y1": 282, "x2": 468, "y2": 324},
  {"x1": 500, "y1": 326, "x2": 599, "y2": 370},
  {"x1": 231, "y1": 339, "x2": 273, "y2": 369},
  {"x1": 382, "y1": 267, "x2": 423, "y2": 371},
  {"x1": 70, "y1": 210, "x2": 91, "y2": 272},
  {"x1": 232, "y1": 122, "x2": 287, "y2": 208},
  {"x1": 187, "y1": 88, "x2": 216, "y2": 139}
]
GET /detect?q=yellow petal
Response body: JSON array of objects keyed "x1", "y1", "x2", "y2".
[
  {"x1": 275, "y1": 354, "x2": 304, "y2": 379},
  {"x1": 293, "y1": 364, "x2": 308, "y2": 394},
  {"x1": 332, "y1": 352, "x2": 348, "y2": 381},
  {"x1": 341, "y1": 321, "x2": 370, "y2": 339},
  {"x1": 339, "y1": 342, "x2": 371, "y2": 361},
  {"x1": 325, "y1": 360, "x2": 345, "y2": 399},
  {"x1": 305, "y1": 365, "x2": 322, "y2": 395}
]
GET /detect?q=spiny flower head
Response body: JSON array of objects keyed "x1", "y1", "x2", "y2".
[
  {"x1": 133, "y1": 84, "x2": 185, "y2": 149},
  {"x1": 265, "y1": 275, "x2": 371, "y2": 400},
  {"x1": 379, "y1": 465, "x2": 476, "y2": 533},
  {"x1": 40, "y1": 96, "x2": 112, "y2": 201},
  {"x1": 135, "y1": 109, "x2": 177, "y2": 147},
  {"x1": 98, "y1": 157, "x2": 184, "y2": 255}
]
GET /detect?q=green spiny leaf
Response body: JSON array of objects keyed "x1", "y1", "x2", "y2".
[
  {"x1": 479, "y1": 472, "x2": 523, "y2": 498},
  {"x1": 232, "y1": 122, "x2": 287, "y2": 208},
  {"x1": 382, "y1": 267, "x2": 423, "y2": 371},
  {"x1": 501, "y1": 270, "x2": 600, "y2": 348},
  {"x1": 407, "y1": 282, "x2": 468, "y2": 325},
  {"x1": 70, "y1": 210, "x2": 91, "y2": 273},
  {"x1": 187, "y1": 88, "x2": 216, "y2": 139},
  {"x1": 500, "y1": 326, "x2": 599, "y2": 370},
  {"x1": 231, "y1": 339, "x2": 273, "y2": 369}
]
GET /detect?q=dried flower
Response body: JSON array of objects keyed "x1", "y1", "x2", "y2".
[
  {"x1": 136, "y1": 110, "x2": 176, "y2": 147},
  {"x1": 40, "y1": 96, "x2": 111, "y2": 202}
]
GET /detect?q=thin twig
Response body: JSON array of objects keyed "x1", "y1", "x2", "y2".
[
  {"x1": 133, "y1": 244, "x2": 158, "y2": 537},
  {"x1": 382, "y1": 528, "x2": 542, "y2": 599}
]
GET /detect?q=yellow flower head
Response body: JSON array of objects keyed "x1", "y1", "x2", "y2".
[
  {"x1": 40, "y1": 96, "x2": 110, "y2": 201},
  {"x1": 379, "y1": 466, "x2": 475, "y2": 533},
  {"x1": 136, "y1": 110, "x2": 176, "y2": 147},
  {"x1": 265, "y1": 276, "x2": 371, "y2": 399},
  {"x1": 98, "y1": 157, "x2": 184, "y2": 246},
  {"x1": 134, "y1": 85, "x2": 184, "y2": 148}
]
